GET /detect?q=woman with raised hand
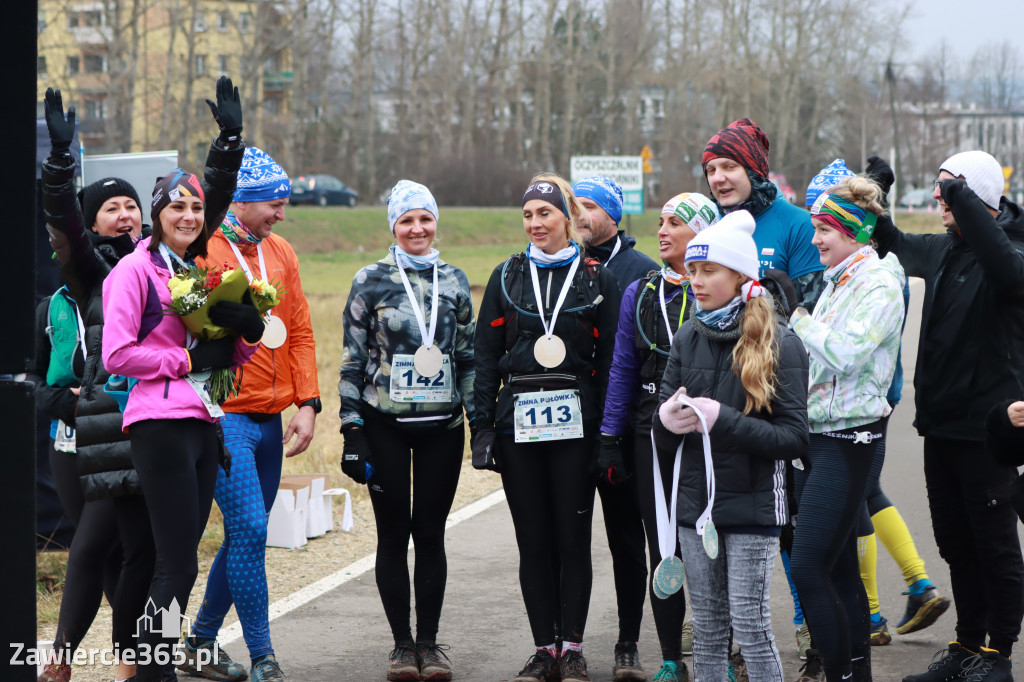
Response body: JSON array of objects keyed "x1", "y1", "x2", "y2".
[
  {"x1": 653, "y1": 210, "x2": 809, "y2": 682},
  {"x1": 788, "y1": 176, "x2": 906, "y2": 682},
  {"x1": 34, "y1": 87, "x2": 148, "y2": 682},
  {"x1": 597, "y1": 192, "x2": 720, "y2": 682},
  {"x1": 101, "y1": 76, "x2": 263, "y2": 682},
  {"x1": 472, "y1": 173, "x2": 620, "y2": 682},
  {"x1": 338, "y1": 180, "x2": 475, "y2": 682}
]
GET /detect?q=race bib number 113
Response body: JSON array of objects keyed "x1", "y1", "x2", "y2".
[{"x1": 514, "y1": 389, "x2": 584, "y2": 442}]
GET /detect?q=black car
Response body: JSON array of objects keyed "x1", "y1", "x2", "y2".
[{"x1": 291, "y1": 174, "x2": 359, "y2": 207}]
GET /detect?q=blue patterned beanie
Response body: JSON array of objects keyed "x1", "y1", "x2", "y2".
[
  {"x1": 234, "y1": 147, "x2": 290, "y2": 202},
  {"x1": 805, "y1": 158, "x2": 855, "y2": 208},
  {"x1": 572, "y1": 175, "x2": 624, "y2": 225},
  {"x1": 387, "y1": 179, "x2": 438, "y2": 233}
]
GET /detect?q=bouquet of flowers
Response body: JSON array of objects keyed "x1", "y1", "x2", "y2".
[{"x1": 166, "y1": 264, "x2": 282, "y2": 402}]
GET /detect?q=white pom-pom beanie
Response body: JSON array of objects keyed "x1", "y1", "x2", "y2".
[{"x1": 684, "y1": 209, "x2": 760, "y2": 281}]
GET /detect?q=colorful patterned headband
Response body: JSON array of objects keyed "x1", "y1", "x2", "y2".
[{"x1": 810, "y1": 192, "x2": 878, "y2": 243}]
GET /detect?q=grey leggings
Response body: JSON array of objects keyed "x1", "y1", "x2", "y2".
[{"x1": 679, "y1": 528, "x2": 783, "y2": 682}]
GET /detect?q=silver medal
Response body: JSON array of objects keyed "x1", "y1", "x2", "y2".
[
  {"x1": 652, "y1": 556, "x2": 686, "y2": 599},
  {"x1": 262, "y1": 314, "x2": 287, "y2": 349},
  {"x1": 533, "y1": 335, "x2": 566, "y2": 368},
  {"x1": 414, "y1": 344, "x2": 444, "y2": 377},
  {"x1": 703, "y1": 519, "x2": 719, "y2": 560}
]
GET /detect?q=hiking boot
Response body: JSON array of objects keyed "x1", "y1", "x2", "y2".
[
  {"x1": 387, "y1": 641, "x2": 420, "y2": 681},
  {"x1": 38, "y1": 663, "x2": 71, "y2": 682},
  {"x1": 796, "y1": 648, "x2": 826, "y2": 682},
  {"x1": 902, "y1": 643, "x2": 978, "y2": 682},
  {"x1": 870, "y1": 616, "x2": 892, "y2": 646},
  {"x1": 653, "y1": 660, "x2": 690, "y2": 682},
  {"x1": 796, "y1": 623, "x2": 812, "y2": 661},
  {"x1": 513, "y1": 650, "x2": 558, "y2": 682},
  {"x1": 681, "y1": 619, "x2": 694, "y2": 656},
  {"x1": 613, "y1": 640, "x2": 644, "y2": 681},
  {"x1": 177, "y1": 638, "x2": 249, "y2": 681},
  {"x1": 248, "y1": 655, "x2": 284, "y2": 682},
  {"x1": 897, "y1": 586, "x2": 951, "y2": 635},
  {"x1": 417, "y1": 642, "x2": 452, "y2": 681},
  {"x1": 730, "y1": 651, "x2": 749, "y2": 682},
  {"x1": 560, "y1": 650, "x2": 591, "y2": 682},
  {"x1": 962, "y1": 649, "x2": 1013, "y2": 681}
]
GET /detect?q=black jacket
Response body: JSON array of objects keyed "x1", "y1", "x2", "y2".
[
  {"x1": 875, "y1": 187, "x2": 1024, "y2": 442},
  {"x1": 654, "y1": 310, "x2": 809, "y2": 529},
  {"x1": 474, "y1": 253, "x2": 621, "y2": 434},
  {"x1": 586, "y1": 230, "x2": 659, "y2": 295},
  {"x1": 40, "y1": 138, "x2": 243, "y2": 500}
]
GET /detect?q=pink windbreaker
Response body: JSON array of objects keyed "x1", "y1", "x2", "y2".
[{"x1": 101, "y1": 238, "x2": 259, "y2": 430}]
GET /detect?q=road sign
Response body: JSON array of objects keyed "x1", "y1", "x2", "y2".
[
  {"x1": 640, "y1": 145, "x2": 653, "y2": 160},
  {"x1": 570, "y1": 156, "x2": 644, "y2": 215}
]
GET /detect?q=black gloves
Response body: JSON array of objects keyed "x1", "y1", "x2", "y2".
[
  {"x1": 765, "y1": 268, "x2": 798, "y2": 318},
  {"x1": 939, "y1": 178, "x2": 970, "y2": 207},
  {"x1": 204, "y1": 76, "x2": 243, "y2": 144},
  {"x1": 44, "y1": 87, "x2": 76, "y2": 158},
  {"x1": 188, "y1": 337, "x2": 236, "y2": 372},
  {"x1": 210, "y1": 293, "x2": 264, "y2": 344},
  {"x1": 865, "y1": 156, "x2": 895, "y2": 198},
  {"x1": 596, "y1": 433, "x2": 627, "y2": 485},
  {"x1": 341, "y1": 427, "x2": 374, "y2": 484},
  {"x1": 470, "y1": 425, "x2": 500, "y2": 472}
]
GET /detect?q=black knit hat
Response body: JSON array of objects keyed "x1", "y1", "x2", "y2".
[{"x1": 78, "y1": 177, "x2": 142, "y2": 232}]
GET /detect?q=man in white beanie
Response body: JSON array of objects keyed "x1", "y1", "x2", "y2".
[{"x1": 873, "y1": 153, "x2": 1024, "y2": 682}]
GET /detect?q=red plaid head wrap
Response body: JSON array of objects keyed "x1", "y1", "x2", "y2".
[{"x1": 702, "y1": 118, "x2": 770, "y2": 179}]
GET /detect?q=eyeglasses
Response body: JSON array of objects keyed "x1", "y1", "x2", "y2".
[{"x1": 932, "y1": 178, "x2": 941, "y2": 188}]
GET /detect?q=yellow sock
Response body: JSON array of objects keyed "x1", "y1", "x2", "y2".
[
  {"x1": 872, "y1": 506, "x2": 928, "y2": 586},
  {"x1": 858, "y1": 533, "x2": 880, "y2": 615}
]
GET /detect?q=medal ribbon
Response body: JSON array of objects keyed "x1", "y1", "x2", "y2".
[
  {"x1": 650, "y1": 428, "x2": 683, "y2": 562},
  {"x1": 604, "y1": 235, "x2": 622, "y2": 265},
  {"x1": 677, "y1": 393, "x2": 716, "y2": 538},
  {"x1": 658, "y1": 276, "x2": 688, "y2": 347},
  {"x1": 396, "y1": 257, "x2": 439, "y2": 349},
  {"x1": 528, "y1": 256, "x2": 581, "y2": 341},
  {"x1": 159, "y1": 243, "x2": 196, "y2": 348},
  {"x1": 226, "y1": 239, "x2": 268, "y2": 285}
]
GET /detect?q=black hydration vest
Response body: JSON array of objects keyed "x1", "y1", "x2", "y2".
[{"x1": 634, "y1": 271, "x2": 690, "y2": 386}]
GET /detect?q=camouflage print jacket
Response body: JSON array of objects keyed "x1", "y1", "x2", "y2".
[
  {"x1": 793, "y1": 247, "x2": 905, "y2": 433},
  {"x1": 338, "y1": 251, "x2": 475, "y2": 428}
]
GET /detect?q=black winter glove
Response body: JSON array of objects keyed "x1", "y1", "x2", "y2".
[
  {"x1": 596, "y1": 432, "x2": 627, "y2": 485},
  {"x1": 341, "y1": 427, "x2": 374, "y2": 484},
  {"x1": 204, "y1": 76, "x2": 244, "y2": 144},
  {"x1": 44, "y1": 87, "x2": 76, "y2": 157},
  {"x1": 471, "y1": 425, "x2": 501, "y2": 472},
  {"x1": 209, "y1": 292, "x2": 264, "y2": 343},
  {"x1": 188, "y1": 337, "x2": 236, "y2": 372},
  {"x1": 939, "y1": 178, "x2": 971, "y2": 208},
  {"x1": 866, "y1": 155, "x2": 895, "y2": 198},
  {"x1": 765, "y1": 268, "x2": 798, "y2": 317}
]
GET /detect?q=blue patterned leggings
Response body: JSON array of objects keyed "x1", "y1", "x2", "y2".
[{"x1": 191, "y1": 413, "x2": 283, "y2": 660}]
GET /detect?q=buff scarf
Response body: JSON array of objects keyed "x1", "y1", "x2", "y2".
[
  {"x1": 702, "y1": 118, "x2": 771, "y2": 179},
  {"x1": 220, "y1": 211, "x2": 262, "y2": 245},
  {"x1": 523, "y1": 181, "x2": 569, "y2": 217},
  {"x1": 695, "y1": 295, "x2": 745, "y2": 330},
  {"x1": 527, "y1": 241, "x2": 580, "y2": 268},
  {"x1": 811, "y1": 192, "x2": 878, "y2": 243}
]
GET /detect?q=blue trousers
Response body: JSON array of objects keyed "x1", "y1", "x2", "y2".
[{"x1": 192, "y1": 413, "x2": 283, "y2": 660}]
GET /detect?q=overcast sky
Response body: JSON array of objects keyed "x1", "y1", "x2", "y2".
[{"x1": 903, "y1": 0, "x2": 1024, "y2": 62}]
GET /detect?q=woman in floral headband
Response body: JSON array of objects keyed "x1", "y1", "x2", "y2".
[{"x1": 788, "y1": 176, "x2": 907, "y2": 682}]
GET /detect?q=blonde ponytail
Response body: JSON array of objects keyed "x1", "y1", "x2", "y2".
[{"x1": 732, "y1": 296, "x2": 779, "y2": 414}]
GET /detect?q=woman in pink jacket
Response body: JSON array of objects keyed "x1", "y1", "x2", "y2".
[{"x1": 101, "y1": 77, "x2": 264, "y2": 682}]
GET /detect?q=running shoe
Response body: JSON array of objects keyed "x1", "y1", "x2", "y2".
[
  {"x1": 795, "y1": 622, "x2": 812, "y2": 661},
  {"x1": 417, "y1": 642, "x2": 452, "y2": 681},
  {"x1": 613, "y1": 640, "x2": 644, "y2": 681},
  {"x1": 37, "y1": 663, "x2": 71, "y2": 682},
  {"x1": 560, "y1": 650, "x2": 591, "y2": 682},
  {"x1": 177, "y1": 637, "x2": 249, "y2": 681},
  {"x1": 387, "y1": 641, "x2": 420, "y2": 681},
  {"x1": 249, "y1": 655, "x2": 284, "y2": 682},
  {"x1": 870, "y1": 615, "x2": 893, "y2": 646},
  {"x1": 680, "y1": 619, "x2": 694, "y2": 656},
  {"x1": 962, "y1": 648, "x2": 1013, "y2": 681},
  {"x1": 652, "y1": 660, "x2": 690, "y2": 682},
  {"x1": 902, "y1": 643, "x2": 979, "y2": 682},
  {"x1": 897, "y1": 586, "x2": 951, "y2": 635},
  {"x1": 795, "y1": 648, "x2": 826, "y2": 682},
  {"x1": 513, "y1": 650, "x2": 558, "y2": 682}
]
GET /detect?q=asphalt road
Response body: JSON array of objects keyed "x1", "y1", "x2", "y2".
[{"x1": 259, "y1": 278, "x2": 1024, "y2": 681}]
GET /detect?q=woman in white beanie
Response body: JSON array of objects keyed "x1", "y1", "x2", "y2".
[
  {"x1": 338, "y1": 179, "x2": 476, "y2": 681},
  {"x1": 653, "y1": 210, "x2": 809, "y2": 682},
  {"x1": 596, "y1": 192, "x2": 719, "y2": 682}
]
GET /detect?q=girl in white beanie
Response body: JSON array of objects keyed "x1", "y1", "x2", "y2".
[{"x1": 653, "y1": 210, "x2": 810, "y2": 682}]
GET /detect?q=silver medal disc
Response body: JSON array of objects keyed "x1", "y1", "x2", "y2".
[
  {"x1": 702, "y1": 519, "x2": 720, "y2": 560},
  {"x1": 262, "y1": 315, "x2": 287, "y2": 349},
  {"x1": 414, "y1": 344, "x2": 444, "y2": 377},
  {"x1": 652, "y1": 556, "x2": 686, "y2": 598},
  {"x1": 533, "y1": 335, "x2": 566, "y2": 368}
]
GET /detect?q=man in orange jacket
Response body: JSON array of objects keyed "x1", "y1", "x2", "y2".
[{"x1": 182, "y1": 147, "x2": 319, "y2": 682}]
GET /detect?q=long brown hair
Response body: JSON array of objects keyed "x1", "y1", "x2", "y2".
[{"x1": 733, "y1": 296, "x2": 779, "y2": 414}]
